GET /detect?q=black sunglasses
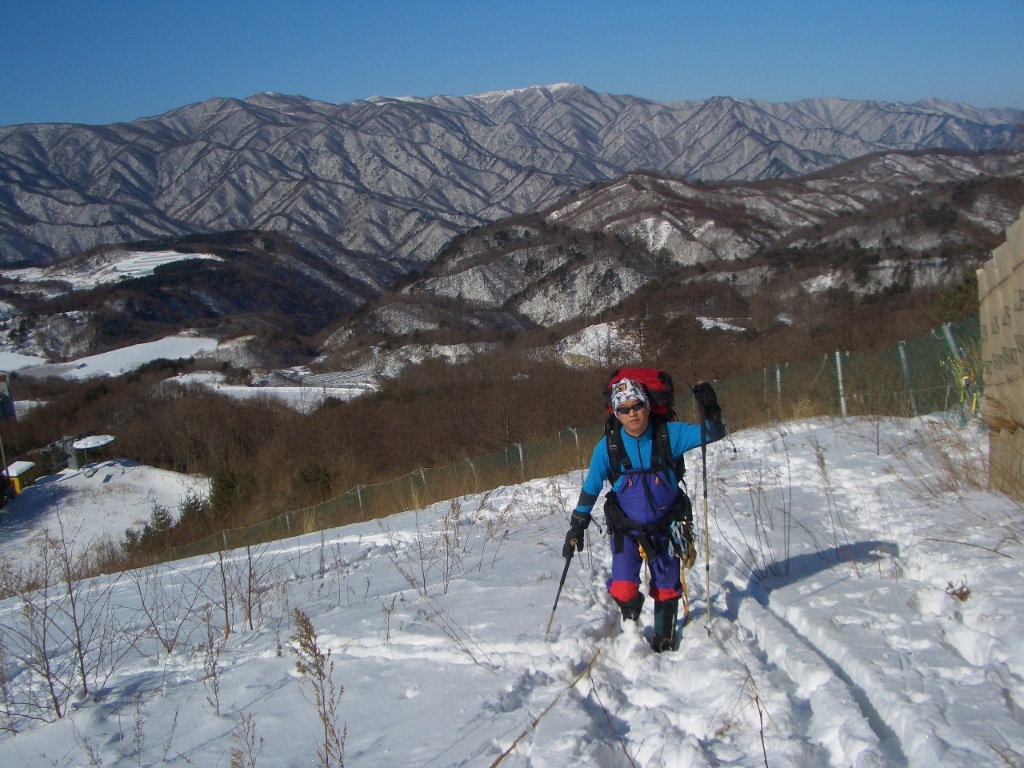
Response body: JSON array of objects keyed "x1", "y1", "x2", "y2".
[{"x1": 615, "y1": 402, "x2": 647, "y2": 415}]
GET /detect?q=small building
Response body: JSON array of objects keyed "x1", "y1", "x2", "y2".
[{"x1": 5, "y1": 460, "x2": 38, "y2": 494}]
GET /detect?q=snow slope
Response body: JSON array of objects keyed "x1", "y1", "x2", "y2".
[
  {"x1": 14, "y1": 335, "x2": 220, "y2": 381},
  {"x1": 2, "y1": 250, "x2": 220, "y2": 292},
  {"x1": 0, "y1": 414, "x2": 1022, "y2": 767},
  {"x1": 0, "y1": 460, "x2": 210, "y2": 570}
]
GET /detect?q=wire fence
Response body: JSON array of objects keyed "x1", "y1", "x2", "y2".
[
  {"x1": 166, "y1": 316, "x2": 982, "y2": 561},
  {"x1": 712, "y1": 317, "x2": 980, "y2": 425}
]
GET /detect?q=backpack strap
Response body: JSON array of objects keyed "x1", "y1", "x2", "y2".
[
  {"x1": 605, "y1": 415, "x2": 684, "y2": 486},
  {"x1": 604, "y1": 415, "x2": 626, "y2": 486}
]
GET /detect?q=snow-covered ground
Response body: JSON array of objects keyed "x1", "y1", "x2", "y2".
[
  {"x1": 1, "y1": 413, "x2": 1022, "y2": 767},
  {"x1": 168, "y1": 371, "x2": 374, "y2": 414},
  {"x1": 13, "y1": 335, "x2": 220, "y2": 381},
  {"x1": 0, "y1": 340, "x2": 376, "y2": 414},
  {"x1": 0, "y1": 460, "x2": 210, "y2": 570},
  {"x1": 0, "y1": 254, "x2": 1020, "y2": 765}
]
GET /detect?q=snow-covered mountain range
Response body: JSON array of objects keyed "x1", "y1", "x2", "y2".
[
  {"x1": 2, "y1": 148, "x2": 1021, "y2": 369},
  {"x1": 1, "y1": 84, "x2": 1020, "y2": 270},
  {"x1": 1, "y1": 85, "x2": 1022, "y2": 373}
]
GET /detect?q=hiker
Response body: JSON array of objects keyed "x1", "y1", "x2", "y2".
[{"x1": 563, "y1": 376, "x2": 726, "y2": 651}]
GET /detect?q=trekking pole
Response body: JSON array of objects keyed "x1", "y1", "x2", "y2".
[
  {"x1": 680, "y1": 565, "x2": 690, "y2": 623},
  {"x1": 545, "y1": 552, "x2": 574, "y2": 636},
  {"x1": 696, "y1": 396, "x2": 712, "y2": 630}
]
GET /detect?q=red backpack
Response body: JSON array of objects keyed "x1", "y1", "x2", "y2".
[{"x1": 603, "y1": 367, "x2": 677, "y2": 420}]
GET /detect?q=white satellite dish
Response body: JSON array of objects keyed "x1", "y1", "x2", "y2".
[{"x1": 71, "y1": 434, "x2": 115, "y2": 451}]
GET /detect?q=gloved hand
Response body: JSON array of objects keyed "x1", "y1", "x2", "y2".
[
  {"x1": 562, "y1": 512, "x2": 591, "y2": 558},
  {"x1": 691, "y1": 381, "x2": 722, "y2": 422}
]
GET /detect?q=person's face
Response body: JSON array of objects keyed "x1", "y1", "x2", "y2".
[{"x1": 615, "y1": 399, "x2": 649, "y2": 437}]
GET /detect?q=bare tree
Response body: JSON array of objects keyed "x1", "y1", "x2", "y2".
[
  {"x1": 230, "y1": 711, "x2": 265, "y2": 768},
  {"x1": 232, "y1": 542, "x2": 278, "y2": 632},
  {"x1": 0, "y1": 519, "x2": 135, "y2": 724},
  {"x1": 46, "y1": 514, "x2": 133, "y2": 701},
  {"x1": 200, "y1": 606, "x2": 227, "y2": 717},
  {"x1": 130, "y1": 561, "x2": 211, "y2": 660},
  {"x1": 213, "y1": 547, "x2": 234, "y2": 638},
  {"x1": 0, "y1": 632, "x2": 20, "y2": 733},
  {"x1": 2, "y1": 540, "x2": 75, "y2": 721}
]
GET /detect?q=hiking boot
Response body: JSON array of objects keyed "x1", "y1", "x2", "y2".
[
  {"x1": 651, "y1": 634, "x2": 676, "y2": 653},
  {"x1": 614, "y1": 593, "x2": 645, "y2": 622},
  {"x1": 652, "y1": 598, "x2": 679, "y2": 652}
]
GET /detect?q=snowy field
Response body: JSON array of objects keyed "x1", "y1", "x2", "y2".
[
  {"x1": 1, "y1": 250, "x2": 221, "y2": 293},
  {"x1": 0, "y1": 339, "x2": 375, "y2": 414},
  {"x1": 0, "y1": 460, "x2": 210, "y2": 570},
  {"x1": 12, "y1": 336, "x2": 220, "y2": 381},
  {"x1": 1, "y1": 413, "x2": 1022, "y2": 767}
]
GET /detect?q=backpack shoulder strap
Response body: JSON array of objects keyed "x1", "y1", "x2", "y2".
[
  {"x1": 651, "y1": 416, "x2": 686, "y2": 485},
  {"x1": 604, "y1": 416, "x2": 630, "y2": 486},
  {"x1": 606, "y1": 415, "x2": 686, "y2": 484}
]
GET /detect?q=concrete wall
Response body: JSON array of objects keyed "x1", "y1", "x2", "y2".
[{"x1": 977, "y1": 206, "x2": 1024, "y2": 500}]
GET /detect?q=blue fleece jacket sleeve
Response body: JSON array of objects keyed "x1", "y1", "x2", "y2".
[
  {"x1": 668, "y1": 419, "x2": 726, "y2": 455},
  {"x1": 573, "y1": 437, "x2": 612, "y2": 515}
]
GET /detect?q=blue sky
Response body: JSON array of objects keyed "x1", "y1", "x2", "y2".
[{"x1": 2, "y1": 0, "x2": 1021, "y2": 126}]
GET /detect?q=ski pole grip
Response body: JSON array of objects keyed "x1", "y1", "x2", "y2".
[
  {"x1": 693, "y1": 392, "x2": 706, "y2": 423},
  {"x1": 691, "y1": 381, "x2": 720, "y2": 422}
]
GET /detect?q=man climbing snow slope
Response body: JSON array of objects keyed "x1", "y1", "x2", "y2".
[{"x1": 563, "y1": 374, "x2": 725, "y2": 651}]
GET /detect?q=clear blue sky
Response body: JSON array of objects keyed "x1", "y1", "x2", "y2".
[{"x1": 2, "y1": 0, "x2": 1021, "y2": 126}]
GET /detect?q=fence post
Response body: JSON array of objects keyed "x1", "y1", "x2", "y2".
[
  {"x1": 775, "y1": 363, "x2": 783, "y2": 413},
  {"x1": 941, "y1": 322, "x2": 959, "y2": 357},
  {"x1": 834, "y1": 351, "x2": 848, "y2": 417},
  {"x1": 898, "y1": 340, "x2": 919, "y2": 416},
  {"x1": 940, "y1": 322, "x2": 965, "y2": 413}
]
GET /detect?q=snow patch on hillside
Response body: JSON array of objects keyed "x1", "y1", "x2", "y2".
[
  {"x1": 16, "y1": 334, "x2": 220, "y2": 380},
  {"x1": 3, "y1": 250, "x2": 221, "y2": 292}
]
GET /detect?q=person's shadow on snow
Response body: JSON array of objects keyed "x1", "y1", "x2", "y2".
[{"x1": 719, "y1": 540, "x2": 899, "y2": 619}]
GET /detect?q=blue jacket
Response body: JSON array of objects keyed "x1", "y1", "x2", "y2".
[{"x1": 574, "y1": 419, "x2": 726, "y2": 518}]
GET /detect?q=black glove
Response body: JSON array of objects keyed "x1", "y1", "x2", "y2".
[
  {"x1": 691, "y1": 381, "x2": 721, "y2": 422},
  {"x1": 562, "y1": 512, "x2": 591, "y2": 558}
]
